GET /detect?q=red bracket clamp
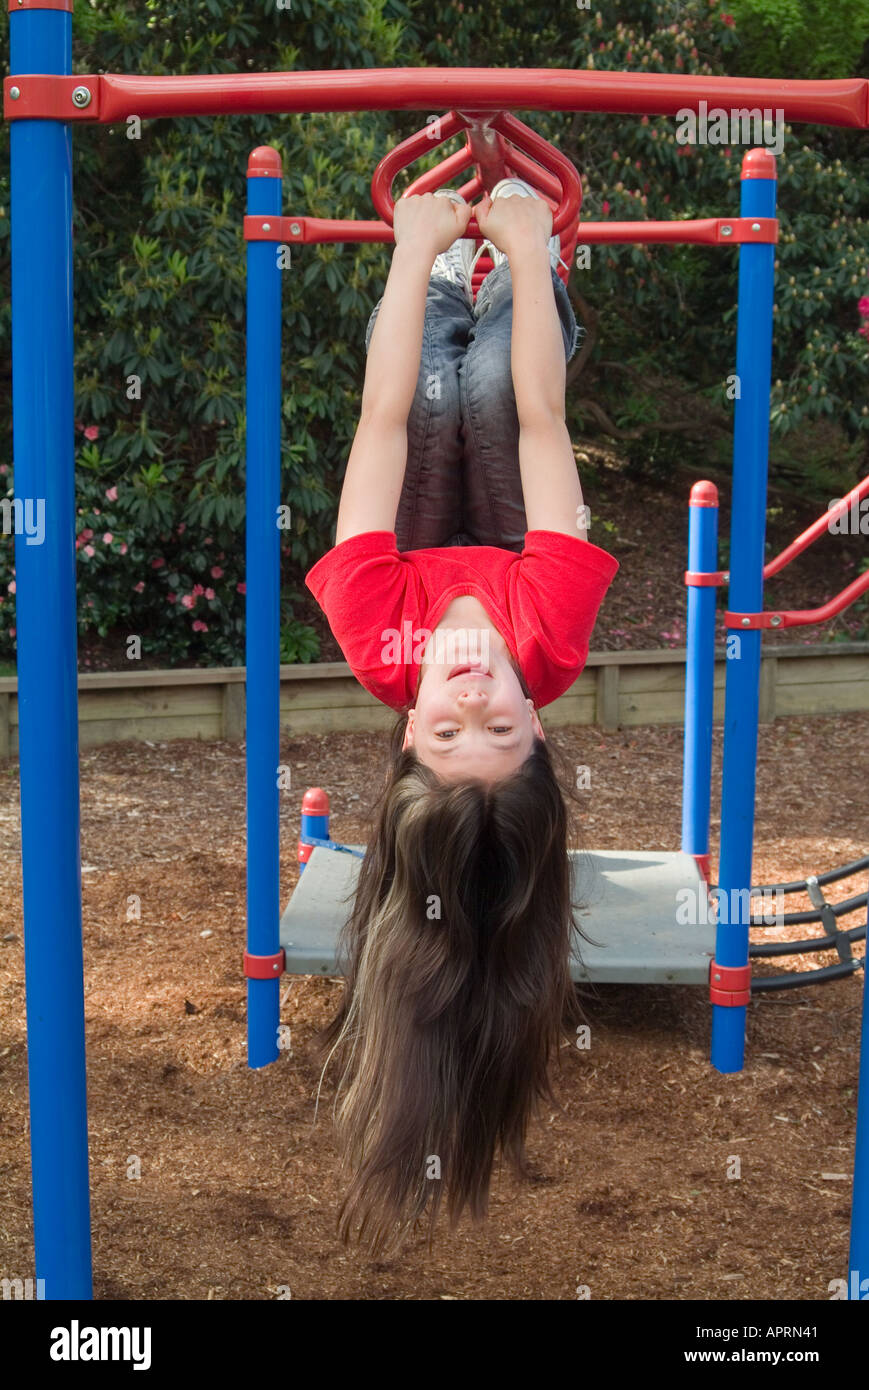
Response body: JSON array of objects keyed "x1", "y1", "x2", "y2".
[
  {"x1": 243, "y1": 948, "x2": 286, "y2": 980},
  {"x1": 243, "y1": 214, "x2": 289, "y2": 242},
  {"x1": 714, "y1": 217, "x2": 778, "y2": 244},
  {"x1": 725, "y1": 609, "x2": 787, "y2": 630},
  {"x1": 685, "y1": 570, "x2": 729, "y2": 587},
  {"x1": 4, "y1": 73, "x2": 101, "y2": 121},
  {"x1": 709, "y1": 961, "x2": 751, "y2": 1007}
]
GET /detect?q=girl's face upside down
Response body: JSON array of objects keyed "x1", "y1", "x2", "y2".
[{"x1": 402, "y1": 596, "x2": 544, "y2": 784}]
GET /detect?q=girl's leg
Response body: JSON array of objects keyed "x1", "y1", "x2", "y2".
[
  {"x1": 364, "y1": 275, "x2": 474, "y2": 551},
  {"x1": 459, "y1": 261, "x2": 581, "y2": 552}
]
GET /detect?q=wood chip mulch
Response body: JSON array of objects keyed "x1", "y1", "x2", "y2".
[{"x1": 0, "y1": 711, "x2": 867, "y2": 1300}]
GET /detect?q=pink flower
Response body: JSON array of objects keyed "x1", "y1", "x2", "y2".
[
  {"x1": 192, "y1": 619, "x2": 209, "y2": 633},
  {"x1": 133, "y1": 581, "x2": 145, "y2": 593},
  {"x1": 236, "y1": 582, "x2": 246, "y2": 595},
  {"x1": 722, "y1": 13, "x2": 735, "y2": 26},
  {"x1": 204, "y1": 537, "x2": 212, "y2": 546},
  {"x1": 181, "y1": 594, "x2": 196, "y2": 609},
  {"x1": 9, "y1": 628, "x2": 15, "y2": 639},
  {"x1": 103, "y1": 532, "x2": 113, "y2": 545},
  {"x1": 151, "y1": 557, "x2": 166, "y2": 569},
  {"x1": 105, "y1": 486, "x2": 118, "y2": 501},
  {"x1": 859, "y1": 296, "x2": 869, "y2": 317},
  {"x1": 84, "y1": 545, "x2": 95, "y2": 558},
  {"x1": 80, "y1": 528, "x2": 93, "y2": 541},
  {"x1": 177, "y1": 523, "x2": 186, "y2": 535},
  {"x1": 119, "y1": 543, "x2": 128, "y2": 555},
  {"x1": 0, "y1": 465, "x2": 7, "y2": 476},
  {"x1": 8, "y1": 581, "x2": 16, "y2": 594},
  {"x1": 83, "y1": 425, "x2": 99, "y2": 441},
  {"x1": 210, "y1": 565, "x2": 224, "y2": 579},
  {"x1": 192, "y1": 583, "x2": 205, "y2": 597},
  {"x1": 167, "y1": 593, "x2": 177, "y2": 604},
  {"x1": 602, "y1": 200, "x2": 610, "y2": 215},
  {"x1": 205, "y1": 587, "x2": 215, "y2": 600},
  {"x1": 93, "y1": 508, "x2": 100, "y2": 516}
]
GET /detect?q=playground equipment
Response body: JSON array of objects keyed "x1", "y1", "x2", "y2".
[{"x1": 6, "y1": 0, "x2": 869, "y2": 1300}]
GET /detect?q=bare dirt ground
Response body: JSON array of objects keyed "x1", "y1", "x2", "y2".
[{"x1": 1, "y1": 711, "x2": 866, "y2": 1301}]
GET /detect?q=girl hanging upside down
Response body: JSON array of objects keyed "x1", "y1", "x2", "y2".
[{"x1": 305, "y1": 180, "x2": 620, "y2": 1254}]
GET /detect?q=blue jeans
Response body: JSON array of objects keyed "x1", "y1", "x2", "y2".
[{"x1": 364, "y1": 262, "x2": 582, "y2": 554}]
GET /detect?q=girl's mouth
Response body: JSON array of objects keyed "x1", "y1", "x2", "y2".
[{"x1": 447, "y1": 664, "x2": 490, "y2": 680}]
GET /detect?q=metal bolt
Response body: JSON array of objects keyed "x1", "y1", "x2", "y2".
[
  {"x1": 723, "y1": 571, "x2": 730, "y2": 581},
  {"x1": 751, "y1": 222, "x2": 761, "y2": 231},
  {"x1": 741, "y1": 617, "x2": 750, "y2": 627},
  {"x1": 770, "y1": 615, "x2": 782, "y2": 627},
  {"x1": 71, "y1": 86, "x2": 92, "y2": 109},
  {"x1": 261, "y1": 222, "x2": 271, "y2": 231},
  {"x1": 290, "y1": 222, "x2": 301, "y2": 236},
  {"x1": 721, "y1": 225, "x2": 733, "y2": 236},
  {"x1": 9, "y1": 86, "x2": 20, "y2": 101}
]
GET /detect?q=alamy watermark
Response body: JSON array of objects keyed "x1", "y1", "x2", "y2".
[
  {"x1": 675, "y1": 103, "x2": 785, "y2": 157},
  {"x1": 380, "y1": 623, "x2": 490, "y2": 669},
  {"x1": 0, "y1": 496, "x2": 45, "y2": 546}
]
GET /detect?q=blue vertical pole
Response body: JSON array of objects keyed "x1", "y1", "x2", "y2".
[
  {"x1": 245, "y1": 147, "x2": 283, "y2": 1070},
  {"x1": 10, "y1": 4, "x2": 93, "y2": 1297},
  {"x1": 681, "y1": 481, "x2": 720, "y2": 878},
  {"x1": 850, "y1": 944, "x2": 869, "y2": 1298},
  {"x1": 711, "y1": 150, "x2": 778, "y2": 1074}
]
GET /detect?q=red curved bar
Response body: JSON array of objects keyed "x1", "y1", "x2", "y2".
[
  {"x1": 726, "y1": 570, "x2": 869, "y2": 630},
  {"x1": 763, "y1": 474, "x2": 869, "y2": 579},
  {"x1": 371, "y1": 108, "x2": 581, "y2": 239},
  {"x1": 490, "y1": 112, "x2": 582, "y2": 234},
  {"x1": 88, "y1": 70, "x2": 868, "y2": 128}
]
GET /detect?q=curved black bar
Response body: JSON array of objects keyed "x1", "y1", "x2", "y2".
[
  {"x1": 751, "y1": 855, "x2": 869, "y2": 895},
  {"x1": 751, "y1": 958, "x2": 865, "y2": 990}
]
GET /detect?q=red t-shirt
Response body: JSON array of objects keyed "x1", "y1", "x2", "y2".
[{"x1": 305, "y1": 530, "x2": 619, "y2": 712}]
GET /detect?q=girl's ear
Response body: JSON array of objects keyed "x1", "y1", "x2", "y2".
[
  {"x1": 526, "y1": 699, "x2": 545, "y2": 742},
  {"x1": 402, "y1": 712, "x2": 416, "y2": 750}
]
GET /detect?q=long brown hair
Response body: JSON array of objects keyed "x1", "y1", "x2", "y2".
[{"x1": 317, "y1": 713, "x2": 585, "y2": 1255}]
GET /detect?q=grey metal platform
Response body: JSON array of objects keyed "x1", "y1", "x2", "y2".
[{"x1": 280, "y1": 846, "x2": 714, "y2": 985}]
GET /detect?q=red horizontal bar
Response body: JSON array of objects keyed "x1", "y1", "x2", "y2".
[
  {"x1": 726, "y1": 570, "x2": 869, "y2": 630},
  {"x1": 576, "y1": 217, "x2": 777, "y2": 245},
  {"x1": 244, "y1": 213, "x2": 777, "y2": 249},
  {"x1": 764, "y1": 473, "x2": 869, "y2": 579},
  {"x1": 5, "y1": 69, "x2": 867, "y2": 126}
]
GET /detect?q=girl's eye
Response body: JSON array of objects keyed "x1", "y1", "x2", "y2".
[
  {"x1": 435, "y1": 730, "x2": 458, "y2": 739},
  {"x1": 491, "y1": 727, "x2": 512, "y2": 735}
]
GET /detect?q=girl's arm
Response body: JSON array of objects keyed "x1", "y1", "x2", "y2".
[
  {"x1": 335, "y1": 194, "x2": 472, "y2": 545},
  {"x1": 477, "y1": 194, "x2": 588, "y2": 541}
]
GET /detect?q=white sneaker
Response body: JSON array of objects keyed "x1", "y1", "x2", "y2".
[
  {"x1": 430, "y1": 189, "x2": 489, "y2": 303},
  {"x1": 482, "y1": 177, "x2": 569, "y2": 275}
]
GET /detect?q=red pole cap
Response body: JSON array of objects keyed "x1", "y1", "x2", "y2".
[
  {"x1": 741, "y1": 148, "x2": 777, "y2": 181},
  {"x1": 302, "y1": 787, "x2": 330, "y2": 815},
  {"x1": 247, "y1": 146, "x2": 282, "y2": 179},
  {"x1": 689, "y1": 480, "x2": 719, "y2": 507}
]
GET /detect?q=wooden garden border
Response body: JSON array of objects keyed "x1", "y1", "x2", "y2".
[{"x1": 0, "y1": 642, "x2": 866, "y2": 755}]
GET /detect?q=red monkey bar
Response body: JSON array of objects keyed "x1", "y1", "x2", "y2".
[{"x1": 5, "y1": 68, "x2": 868, "y2": 126}]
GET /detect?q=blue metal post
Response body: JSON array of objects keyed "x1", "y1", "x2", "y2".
[
  {"x1": 10, "y1": 4, "x2": 93, "y2": 1298},
  {"x1": 711, "y1": 150, "x2": 778, "y2": 1074},
  {"x1": 245, "y1": 148, "x2": 283, "y2": 1069},
  {"x1": 299, "y1": 788, "x2": 331, "y2": 874},
  {"x1": 850, "y1": 944, "x2": 869, "y2": 1298},
  {"x1": 681, "y1": 481, "x2": 720, "y2": 878}
]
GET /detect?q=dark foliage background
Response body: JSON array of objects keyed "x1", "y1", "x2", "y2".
[{"x1": 1, "y1": 0, "x2": 867, "y2": 664}]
